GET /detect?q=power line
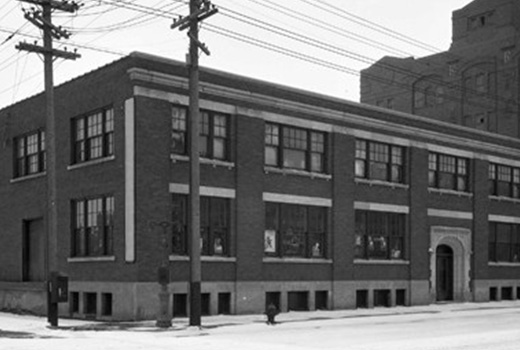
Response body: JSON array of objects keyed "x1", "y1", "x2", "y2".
[
  {"x1": 245, "y1": 0, "x2": 412, "y2": 57},
  {"x1": 216, "y1": 5, "x2": 514, "y2": 111},
  {"x1": 301, "y1": 0, "x2": 440, "y2": 54}
]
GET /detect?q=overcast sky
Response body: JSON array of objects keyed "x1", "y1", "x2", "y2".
[{"x1": 0, "y1": 0, "x2": 472, "y2": 110}]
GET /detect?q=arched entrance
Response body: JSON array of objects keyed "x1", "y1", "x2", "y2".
[
  {"x1": 436, "y1": 245, "x2": 453, "y2": 301},
  {"x1": 430, "y1": 226, "x2": 472, "y2": 302}
]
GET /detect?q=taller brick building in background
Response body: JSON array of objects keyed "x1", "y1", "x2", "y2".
[
  {"x1": 1, "y1": 51, "x2": 520, "y2": 321},
  {"x1": 361, "y1": 0, "x2": 520, "y2": 138}
]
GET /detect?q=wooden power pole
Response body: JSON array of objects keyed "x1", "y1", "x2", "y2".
[
  {"x1": 16, "y1": 0, "x2": 80, "y2": 327},
  {"x1": 171, "y1": 0, "x2": 218, "y2": 327}
]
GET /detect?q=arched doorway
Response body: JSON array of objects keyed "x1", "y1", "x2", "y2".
[{"x1": 436, "y1": 245, "x2": 454, "y2": 301}]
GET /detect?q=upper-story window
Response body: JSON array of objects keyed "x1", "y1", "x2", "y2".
[
  {"x1": 265, "y1": 123, "x2": 326, "y2": 173},
  {"x1": 475, "y1": 73, "x2": 488, "y2": 93},
  {"x1": 72, "y1": 108, "x2": 114, "y2": 164},
  {"x1": 72, "y1": 195, "x2": 114, "y2": 257},
  {"x1": 428, "y1": 152, "x2": 469, "y2": 192},
  {"x1": 468, "y1": 11, "x2": 493, "y2": 30},
  {"x1": 265, "y1": 202, "x2": 327, "y2": 259},
  {"x1": 171, "y1": 105, "x2": 229, "y2": 160},
  {"x1": 355, "y1": 210, "x2": 405, "y2": 260},
  {"x1": 355, "y1": 140, "x2": 405, "y2": 184},
  {"x1": 171, "y1": 194, "x2": 230, "y2": 256},
  {"x1": 489, "y1": 164, "x2": 520, "y2": 199},
  {"x1": 489, "y1": 222, "x2": 520, "y2": 263},
  {"x1": 14, "y1": 130, "x2": 46, "y2": 178}
]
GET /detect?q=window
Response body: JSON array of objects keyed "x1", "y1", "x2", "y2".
[
  {"x1": 435, "y1": 87, "x2": 445, "y2": 104},
  {"x1": 265, "y1": 123, "x2": 326, "y2": 173},
  {"x1": 428, "y1": 153, "x2": 469, "y2": 192},
  {"x1": 72, "y1": 108, "x2": 114, "y2": 164},
  {"x1": 265, "y1": 202, "x2": 327, "y2": 258},
  {"x1": 475, "y1": 73, "x2": 488, "y2": 93},
  {"x1": 448, "y1": 61, "x2": 458, "y2": 77},
  {"x1": 171, "y1": 105, "x2": 229, "y2": 160},
  {"x1": 355, "y1": 140, "x2": 404, "y2": 183},
  {"x1": 171, "y1": 195, "x2": 230, "y2": 256},
  {"x1": 14, "y1": 130, "x2": 46, "y2": 178},
  {"x1": 355, "y1": 210, "x2": 405, "y2": 260},
  {"x1": 72, "y1": 195, "x2": 114, "y2": 257},
  {"x1": 489, "y1": 164, "x2": 520, "y2": 199},
  {"x1": 489, "y1": 222, "x2": 520, "y2": 263}
]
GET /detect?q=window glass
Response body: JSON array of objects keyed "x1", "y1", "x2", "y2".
[
  {"x1": 355, "y1": 210, "x2": 405, "y2": 260},
  {"x1": 72, "y1": 195, "x2": 114, "y2": 257},
  {"x1": 266, "y1": 123, "x2": 327, "y2": 173},
  {"x1": 14, "y1": 130, "x2": 46, "y2": 178},
  {"x1": 172, "y1": 106, "x2": 187, "y2": 154},
  {"x1": 73, "y1": 108, "x2": 114, "y2": 163},
  {"x1": 266, "y1": 203, "x2": 327, "y2": 258}
]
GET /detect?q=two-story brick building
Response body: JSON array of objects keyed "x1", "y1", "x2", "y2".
[{"x1": 1, "y1": 52, "x2": 520, "y2": 321}]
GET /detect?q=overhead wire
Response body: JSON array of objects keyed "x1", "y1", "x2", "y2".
[
  {"x1": 301, "y1": 0, "x2": 440, "y2": 54},
  {"x1": 1, "y1": 0, "x2": 514, "y2": 115},
  {"x1": 245, "y1": 0, "x2": 412, "y2": 58},
  {"x1": 214, "y1": 4, "x2": 513, "y2": 112}
]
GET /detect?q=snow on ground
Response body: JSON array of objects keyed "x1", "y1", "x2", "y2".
[{"x1": 2, "y1": 301, "x2": 520, "y2": 350}]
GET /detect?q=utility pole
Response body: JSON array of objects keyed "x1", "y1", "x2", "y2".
[
  {"x1": 16, "y1": 0, "x2": 80, "y2": 327},
  {"x1": 171, "y1": 0, "x2": 218, "y2": 327}
]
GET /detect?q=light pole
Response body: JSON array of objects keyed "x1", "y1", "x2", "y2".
[{"x1": 150, "y1": 221, "x2": 172, "y2": 328}]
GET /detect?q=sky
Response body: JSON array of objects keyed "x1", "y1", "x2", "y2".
[{"x1": 0, "y1": 0, "x2": 472, "y2": 111}]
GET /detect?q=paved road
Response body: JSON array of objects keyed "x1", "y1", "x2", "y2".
[{"x1": 1, "y1": 303, "x2": 520, "y2": 349}]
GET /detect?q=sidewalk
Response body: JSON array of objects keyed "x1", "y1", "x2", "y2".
[
  {"x1": 44, "y1": 300, "x2": 520, "y2": 331},
  {"x1": 2, "y1": 300, "x2": 520, "y2": 336}
]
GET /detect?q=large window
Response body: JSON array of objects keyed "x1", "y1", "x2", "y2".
[
  {"x1": 14, "y1": 130, "x2": 46, "y2": 178},
  {"x1": 265, "y1": 123, "x2": 326, "y2": 173},
  {"x1": 489, "y1": 164, "x2": 520, "y2": 199},
  {"x1": 72, "y1": 108, "x2": 114, "y2": 164},
  {"x1": 428, "y1": 153, "x2": 469, "y2": 192},
  {"x1": 264, "y1": 203, "x2": 327, "y2": 258},
  {"x1": 489, "y1": 222, "x2": 520, "y2": 263},
  {"x1": 72, "y1": 195, "x2": 114, "y2": 257},
  {"x1": 171, "y1": 195, "x2": 230, "y2": 256},
  {"x1": 355, "y1": 210, "x2": 405, "y2": 260},
  {"x1": 171, "y1": 106, "x2": 229, "y2": 160},
  {"x1": 355, "y1": 140, "x2": 404, "y2": 183}
]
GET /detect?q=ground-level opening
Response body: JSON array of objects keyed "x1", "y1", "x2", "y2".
[{"x1": 436, "y1": 244, "x2": 454, "y2": 301}]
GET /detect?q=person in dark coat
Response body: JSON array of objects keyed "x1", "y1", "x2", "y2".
[{"x1": 265, "y1": 303, "x2": 279, "y2": 325}]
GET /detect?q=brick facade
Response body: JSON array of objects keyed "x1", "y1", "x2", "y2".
[
  {"x1": 361, "y1": 0, "x2": 520, "y2": 138},
  {"x1": 1, "y1": 52, "x2": 520, "y2": 320}
]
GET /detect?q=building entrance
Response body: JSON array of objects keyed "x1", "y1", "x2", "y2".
[
  {"x1": 22, "y1": 219, "x2": 45, "y2": 282},
  {"x1": 436, "y1": 245, "x2": 454, "y2": 301}
]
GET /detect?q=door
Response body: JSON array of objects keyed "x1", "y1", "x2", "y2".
[
  {"x1": 22, "y1": 219, "x2": 45, "y2": 282},
  {"x1": 436, "y1": 245, "x2": 454, "y2": 301}
]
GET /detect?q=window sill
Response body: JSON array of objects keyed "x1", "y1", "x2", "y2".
[
  {"x1": 10, "y1": 172, "x2": 46, "y2": 184},
  {"x1": 170, "y1": 154, "x2": 235, "y2": 169},
  {"x1": 263, "y1": 257, "x2": 332, "y2": 264},
  {"x1": 354, "y1": 259, "x2": 409, "y2": 265},
  {"x1": 264, "y1": 166, "x2": 332, "y2": 180},
  {"x1": 489, "y1": 195, "x2": 520, "y2": 204},
  {"x1": 67, "y1": 256, "x2": 116, "y2": 263},
  {"x1": 428, "y1": 188, "x2": 473, "y2": 198},
  {"x1": 355, "y1": 178, "x2": 408, "y2": 189},
  {"x1": 488, "y1": 261, "x2": 520, "y2": 267},
  {"x1": 68, "y1": 156, "x2": 116, "y2": 171},
  {"x1": 169, "y1": 255, "x2": 236, "y2": 262}
]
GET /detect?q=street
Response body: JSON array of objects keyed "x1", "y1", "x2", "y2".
[{"x1": 1, "y1": 301, "x2": 520, "y2": 350}]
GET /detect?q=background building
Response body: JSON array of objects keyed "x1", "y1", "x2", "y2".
[
  {"x1": 1, "y1": 52, "x2": 520, "y2": 321},
  {"x1": 361, "y1": 0, "x2": 520, "y2": 138}
]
